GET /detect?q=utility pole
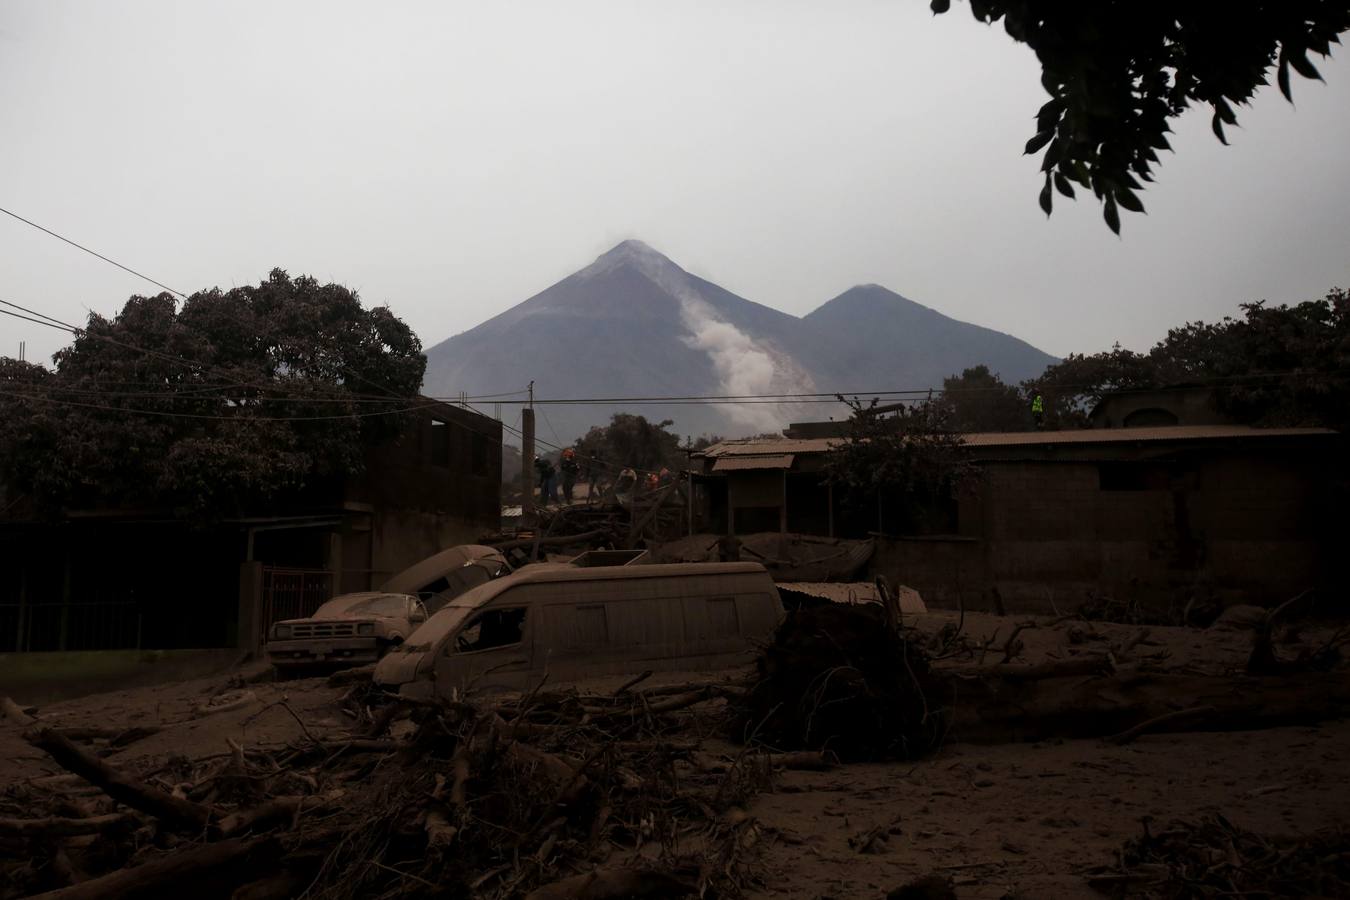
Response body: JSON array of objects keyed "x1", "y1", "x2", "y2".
[{"x1": 521, "y1": 381, "x2": 536, "y2": 530}]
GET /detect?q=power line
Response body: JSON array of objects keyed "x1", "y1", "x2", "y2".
[
  {"x1": 0, "y1": 205, "x2": 187, "y2": 297},
  {"x1": 0, "y1": 308, "x2": 63, "y2": 331}
]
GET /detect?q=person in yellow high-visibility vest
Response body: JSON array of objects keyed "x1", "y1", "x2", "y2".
[{"x1": 1031, "y1": 392, "x2": 1045, "y2": 428}]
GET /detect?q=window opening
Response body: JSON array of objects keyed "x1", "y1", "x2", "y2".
[
  {"x1": 430, "y1": 420, "x2": 450, "y2": 467},
  {"x1": 455, "y1": 607, "x2": 526, "y2": 653}
]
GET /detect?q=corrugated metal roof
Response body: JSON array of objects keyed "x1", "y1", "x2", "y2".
[
  {"x1": 699, "y1": 425, "x2": 1335, "y2": 458},
  {"x1": 701, "y1": 437, "x2": 837, "y2": 457},
  {"x1": 711, "y1": 453, "x2": 795, "y2": 472}
]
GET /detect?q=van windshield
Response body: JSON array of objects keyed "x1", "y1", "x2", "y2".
[{"x1": 399, "y1": 605, "x2": 472, "y2": 652}]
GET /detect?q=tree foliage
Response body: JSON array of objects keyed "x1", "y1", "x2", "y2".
[
  {"x1": 824, "y1": 397, "x2": 977, "y2": 534},
  {"x1": 936, "y1": 364, "x2": 1031, "y2": 432},
  {"x1": 933, "y1": 1, "x2": 1350, "y2": 232},
  {"x1": 1026, "y1": 288, "x2": 1350, "y2": 429},
  {"x1": 572, "y1": 413, "x2": 687, "y2": 475},
  {"x1": 0, "y1": 269, "x2": 426, "y2": 520}
]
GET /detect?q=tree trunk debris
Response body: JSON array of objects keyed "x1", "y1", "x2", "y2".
[{"x1": 4, "y1": 596, "x2": 1345, "y2": 898}]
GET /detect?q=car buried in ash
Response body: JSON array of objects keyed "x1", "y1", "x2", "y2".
[
  {"x1": 265, "y1": 544, "x2": 510, "y2": 674},
  {"x1": 266, "y1": 592, "x2": 428, "y2": 671}
]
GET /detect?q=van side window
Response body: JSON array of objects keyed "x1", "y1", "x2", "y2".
[
  {"x1": 706, "y1": 597, "x2": 739, "y2": 637},
  {"x1": 454, "y1": 607, "x2": 526, "y2": 653}
]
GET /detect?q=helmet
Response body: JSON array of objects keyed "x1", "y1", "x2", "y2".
[{"x1": 563, "y1": 448, "x2": 575, "y2": 458}]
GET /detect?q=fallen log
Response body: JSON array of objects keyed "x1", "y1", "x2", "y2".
[
  {"x1": 50, "y1": 726, "x2": 162, "y2": 747},
  {"x1": 228, "y1": 871, "x2": 304, "y2": 900},
  {"x1": 217, "y1": 796, "x2": 306, "y2": 838},
  {"x1": 644, "y1": 689, "x2": 715, "y2": 715},
  {"x1": 948, "y1": 671, "x2": 1350, "y2": 745},
  {"x1": 24, "y1": 727, "x2": 211, "y2": 831},
  {"x1": 737, "y1": 600, "x2": 1350, "y2": 759},
  {"x1": 28, "y1": 836, "x2": 281, "y2": 900},
  {"x1": 1105, "y1": 706, "x2": 1216, "y2": 745},
  {"x1": 946, "y1": 657, "x2": 1114, "y2": 682},
  {"x1": 0, "y1": 813, "x2": 136, "y2": 838}
]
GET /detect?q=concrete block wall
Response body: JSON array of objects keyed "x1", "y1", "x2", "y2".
[{"x1": 872, "y1": 450, "x2": 1335, "y2": 615}]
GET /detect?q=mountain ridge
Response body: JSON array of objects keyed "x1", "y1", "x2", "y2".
[{"x1": 423, "y1": 241, "x2": 1056, "y2": 443}]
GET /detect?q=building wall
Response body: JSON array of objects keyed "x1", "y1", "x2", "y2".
[
  {"x1": 347, "y1": 405, "x2": 501, "y2": 527},
  {"x1": 872, "y1": 446, "x2": 1338, "y2": 614},
  {"x1": 366, "y1": 508, "x2": 493, "y2": 587},
  {"x1": 727, "y1": 471, "x2": 785, "y2": 534}
]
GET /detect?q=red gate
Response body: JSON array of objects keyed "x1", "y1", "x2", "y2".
[{"x1": 260, "y1": 567, "x2": 332, "y2": 644}]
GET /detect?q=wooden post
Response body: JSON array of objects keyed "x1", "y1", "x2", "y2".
[
  {"x1": 687, "y1": 475, "x2": 695, "y2": 537},
  {"x1": 827, "y1": 481, "x2": 834, "y2": 539},
  {"x1": 237, "y1": 562, "x2": 264, "y2": 656},
  {"x1": 58, "y1": 549, "x2": 72, "y2": 651},
  {"x1": 521, "y1": 406, "x2": 536, "y2": 529},
  {"x1": 15, "y1": 567, "x2": 27, "y2": 653},
  {"x1": 326, "y1": 531, "x2": 343, "y2": 596}
]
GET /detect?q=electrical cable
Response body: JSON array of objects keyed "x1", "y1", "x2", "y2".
[{"x1": 0, "y1": 205, "x2": 187, "y2": 297}]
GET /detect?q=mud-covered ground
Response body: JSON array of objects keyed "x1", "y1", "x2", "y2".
[{"x1": 3, "y1": 610, "x2": 1346, "y2": 899}]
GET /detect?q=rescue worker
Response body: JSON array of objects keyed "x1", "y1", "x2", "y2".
[
  {"x1": 559, "y1": 448, "x2": 580, "y2": 503},
  {"x1": 584, "y1": 454, "x2": 602, "y2": 501},
  {"x1": 1031, "y1": 392, "x2": 1045, "y2": 429},
  {"x1": 534, "y1": 455, "x2": 556, "y2": 505}
]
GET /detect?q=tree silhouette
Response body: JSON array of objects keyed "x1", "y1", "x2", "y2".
[{"x1": 933, "y1": 1, "x2": 1350, "y2": 231}]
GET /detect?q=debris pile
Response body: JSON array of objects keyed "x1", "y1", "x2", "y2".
[
  {"x1": 733, "y1": 602, "x2": 948, "y2": 761},
  {"x1": 734, "y1": 593, "x2": 1350, "y2": 755},
  {"x1": 650, "y1": 533, "x2": 875, "y2": 582},
  {"x1": 1, "y1": 682, "x2": 777, "y2": 900},
  {"x1": 1087, "y1": 815, "x2": 1350, "y2": 898}
]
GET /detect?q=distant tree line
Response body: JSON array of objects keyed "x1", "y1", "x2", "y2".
[{"x1": 937, "y1": 288, "x2": 1349, "y2": 433}]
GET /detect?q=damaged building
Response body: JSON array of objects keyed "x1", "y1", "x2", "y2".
[
  {"x1": 690, "y1": 415, "x2": 1343, "y2": 614},
  {"x1": 0, "y1": 402, "x2": 501, "y2": 654}
]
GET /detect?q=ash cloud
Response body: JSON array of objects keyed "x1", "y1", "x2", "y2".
[{"x1": 678, "y1": 297, "x2": 813, "y2": 433}]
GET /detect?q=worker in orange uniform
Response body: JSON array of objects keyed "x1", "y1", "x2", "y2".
[{"x1": 559, "y1": 448, "x2": 580, "y2": 503}]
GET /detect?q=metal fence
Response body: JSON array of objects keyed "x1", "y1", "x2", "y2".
[
  {"x1": 0, "y1": 601, "x2": 141, "y2": 653},
  {"x1": 259, "y1": 567, "x2": 333, "y2": 645}
]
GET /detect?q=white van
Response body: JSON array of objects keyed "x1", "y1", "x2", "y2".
[{"x1": 373, "y1": 561, "x2": 784, "y2": 697}]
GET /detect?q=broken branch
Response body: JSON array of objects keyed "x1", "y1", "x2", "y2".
[{"x1": 24, "y1": 727, "x2": 211, "y2": 831}]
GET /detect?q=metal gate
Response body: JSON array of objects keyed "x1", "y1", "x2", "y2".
[{"x1": 260, "y1": 567, "x2": 332, "y2": 644}]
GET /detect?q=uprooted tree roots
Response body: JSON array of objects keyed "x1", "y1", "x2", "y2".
[
  {"x1": 734, "y1": 598, "x2": 1350, "y2": 758},
  {"x1": 733, "y1": 603, "x2": 950, "y2": 761}
]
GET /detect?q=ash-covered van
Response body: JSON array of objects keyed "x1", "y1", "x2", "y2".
[{"x1": 374, "y1": 561, "x2": 784, "y2": 697}]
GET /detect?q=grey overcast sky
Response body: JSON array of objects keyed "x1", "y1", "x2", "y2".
[{"x1": 3, "y1": 1, "x2": 1348, "y2": 375}]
